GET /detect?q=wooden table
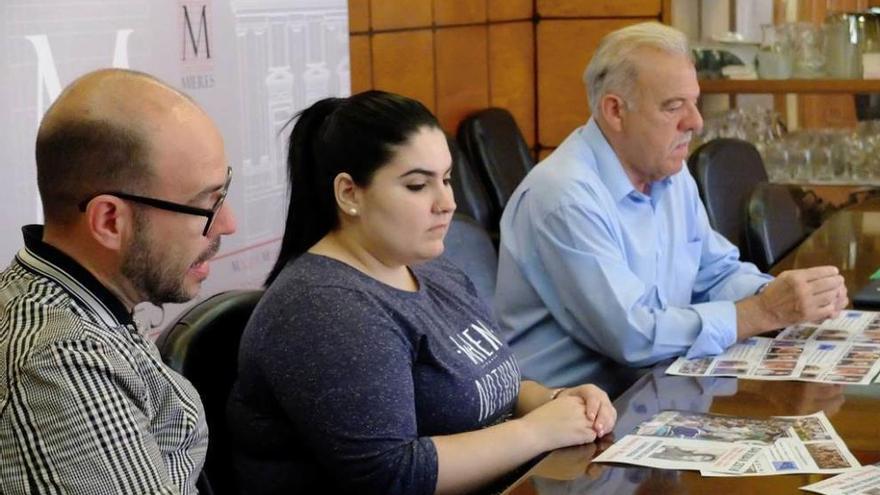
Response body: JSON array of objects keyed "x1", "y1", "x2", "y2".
[{"x1": 502, "y1": 206, "x2": 880, "y2": 495}]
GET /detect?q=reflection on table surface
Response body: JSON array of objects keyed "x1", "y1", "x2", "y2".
[
  {"x1": 502, "y1": 366, "x2": 880, "y2": 495},
  {"x1": 771, "y1": 202, "x2": 880, "y2": 294}
]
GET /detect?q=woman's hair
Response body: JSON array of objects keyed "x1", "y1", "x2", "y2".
[{"x1": 266, "y1": 90, "x2": 441, "y2": 285}]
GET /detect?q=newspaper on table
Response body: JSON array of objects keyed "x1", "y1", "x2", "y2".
[
  {"x1": 593, "y1": 410, "x2": 860, "y2": 477},
  {"x1": 800, "y1": 465, "x2": 880, "y2": 494},
  {"x1": 666, "y1": 311, "x2": 880, "y2": 384}
]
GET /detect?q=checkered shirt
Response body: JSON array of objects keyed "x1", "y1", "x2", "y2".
[{"x1": 0, "y1": 226, "x2": 208, "y2": 494}]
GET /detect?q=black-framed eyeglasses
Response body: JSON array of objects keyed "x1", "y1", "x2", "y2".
[{"x1": 78, "y1": 167, "x2": 232, "y2": 236}]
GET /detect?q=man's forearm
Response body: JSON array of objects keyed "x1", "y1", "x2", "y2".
[{"x1": 734, "y1": 295, "x2": 777, "y2": 340}]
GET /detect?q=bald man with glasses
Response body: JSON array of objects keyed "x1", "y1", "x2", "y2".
[{"x1": 0, "y1": 69, "x2": 236, "y2": 494}]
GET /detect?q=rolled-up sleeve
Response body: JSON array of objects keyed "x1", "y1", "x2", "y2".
[{"x1": 686, "y1": 301, "x2": 738, "y2": 357}]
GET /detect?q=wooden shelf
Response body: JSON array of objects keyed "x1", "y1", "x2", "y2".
[{"x1": 699, "y1": 78, "x2": 880, "y2": 94}]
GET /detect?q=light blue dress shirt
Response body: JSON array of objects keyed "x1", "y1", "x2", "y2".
[{"x1": 495, "y1": 119, "x2": 772, "y2": 396}]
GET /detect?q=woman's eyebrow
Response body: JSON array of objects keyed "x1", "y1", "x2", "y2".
[{"x1": 398, "y1": 165, "x2": 453, "y2": 179}]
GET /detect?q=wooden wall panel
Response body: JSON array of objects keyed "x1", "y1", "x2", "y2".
[
  {"x1": 488, "y1": 0, "x2": 533, "y2": 21},
  {"x1": 822, "y1": 0, "x2": 870, "y2": 14},
  {"x1": 435, "y1": 26, "x2": 490, "y2": 133},
  {"x1": 371, "y1": 0, "x2": 432, "y2": 30},
  {"x1": 661, "y1": 0, "x2": 672, "y2": 23},
  {"x1": 372, "y1": 30, "x2": 436, "y2": 111},
  {"x1": 538, "y1": 18, "x2": 650, "y2": 148},
  {"x1": 537, "y1": 0, "x2": 662, "y2": 18},
  {"x1": 348, "y1": 0, "x2": 370, "y2": 33},
  {"x1": 434, "y1": 0, "x2": 487, "y2": 25},
  {"x1": 794, "y1": 0, "x2": 869, "y2": 23},
  {"x1": 349, "y1": 0, "x2": 672, "y2": 152},
  {"x1": 349, "y1": 34, "x2": 372, "y2": 94},
  {"x1": 799, "y1": 96, "x2": 860, "y2": 128},
  {"x1": 489, "y1": 22, "x2": 536, "y2": 147}
]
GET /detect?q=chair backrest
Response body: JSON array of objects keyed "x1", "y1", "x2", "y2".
[
  {"x1": 688, "y1": 138, "x2": 768, "y2": 259},
  {"x1": 746, "y1": 182, "x2": 810, "y2": 271},
  {"x1": 155, "y1": 289, "x2": 263, "y2": 495},
  {"x1": 441, "y1": 213, "x2": 498, "y2": 306},
  {"x1": 447, "y1": 135, "x2": 495, "y2": 236},
  {"x1": 456, "y1": 108, "x2": 534, "y2": 228}
]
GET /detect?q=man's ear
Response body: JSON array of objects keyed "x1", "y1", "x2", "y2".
[
  {"x1": 599, "y1": 93, "x2": 628, "y2": 133},
  {"x1": 333, "y1": 172, "x2": 362, "y2": 217},
  {"x1": 83, "y1": 196, "x2": 130, "y2": 251}
]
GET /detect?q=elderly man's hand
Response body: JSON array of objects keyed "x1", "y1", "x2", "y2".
[
  {"x1": 737, "y1": 266, "x2": 846, "y2": 339},
  {"x1": 758, "y1": 266, "x2": 845, "y2": 327}
]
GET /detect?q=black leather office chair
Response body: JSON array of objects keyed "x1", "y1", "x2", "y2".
[
  {"x1": 745, "y1": 182, "x2": 810, "y2": 271},
  {"x1": 441, "y1": 213, "x2": 498, "y2": 306},
  {"x1": 448, "y1": 135, "x2": 495, "y2": 237},
  {"x1": 688, "y1": 138, "x2": 768, "y2": 261},
  {"x1": 456, "y1": 108, "x2": 535, "y2": 229},
  {"x1": 156, "y1": 289, "x2": 264, "y2": 495}
]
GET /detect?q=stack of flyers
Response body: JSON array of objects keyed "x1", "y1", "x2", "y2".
[{"x1": 593, "y1": 410, "x2": 860, "y2": 477}]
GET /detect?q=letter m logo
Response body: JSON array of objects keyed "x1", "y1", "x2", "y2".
[{"x1": 181, "y1": 2, "x2": 211, "y2": 61}]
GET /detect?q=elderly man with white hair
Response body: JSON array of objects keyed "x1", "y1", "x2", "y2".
[{"x1": 494, "y1": 22, "x2": 848, "y2": 397}]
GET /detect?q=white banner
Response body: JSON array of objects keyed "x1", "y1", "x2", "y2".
[{"x1": 1, "y1": 0, "x2": 350, "y2": 336}]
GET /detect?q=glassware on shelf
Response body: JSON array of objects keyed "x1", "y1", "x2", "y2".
[
  {"x1": 763, "y1": 141, "x2": 790, "y2": 182},
  {"x1": 695, "y1": 107, "x2": 880, "y2": 185},
  {"x1": 824, "y1": 12, "x2": 863, "y2": 79},
  {"x1": 695, "y1": 107, "x2": 785, "y2": 151},
  {"x1": 790, "y1": 22, "x2": 826, "y2": 78},
  {"x1": 862, "y1": 12, "x2": 880, "y2": 78},
  {"x1": 809, "y1": 144, "x2": 833, "y2": 181},
  {"x1": 856, "y1": 120, "x2": 880, "y2": 180},
  {"x1": 787, "y1": 143, "x2": 810, "y2": 181},
  {"x1": 828, "y1": 137, "x2": 850, "y2": 180},
  {"x1": 809, "y1": 130, "x2": 842, "y2": 181},
  {"x1": 757, "y1": 24, "x2": 793, "y2": 79},
  {"x1": 842, "y1": 134, "x2": 868, "y2": 180}
]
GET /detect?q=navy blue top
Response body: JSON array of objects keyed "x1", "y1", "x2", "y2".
[{"x1": 227, "y1": 254, "x2": 520, "y2": 495}]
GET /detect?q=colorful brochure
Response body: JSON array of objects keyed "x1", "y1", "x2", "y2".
[
  {"x1": 593, "y1": 411, "x2": 860, "y2": 477},
  {"x1": 667, "y1": 311, "x2": 880, "y2": 385}
]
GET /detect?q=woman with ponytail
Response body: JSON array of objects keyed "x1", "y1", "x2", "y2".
[{"x1": 227, "y1": 90, "x2": 616, "y2": 495}]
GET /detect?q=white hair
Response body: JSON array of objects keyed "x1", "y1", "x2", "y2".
[{"x1": 583, "y1": 22, "x2": 690, "y2": 115}]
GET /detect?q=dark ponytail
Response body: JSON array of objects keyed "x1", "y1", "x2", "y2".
[{"x1": 266, "y1": 90, "x2": 440, "y2": 285}]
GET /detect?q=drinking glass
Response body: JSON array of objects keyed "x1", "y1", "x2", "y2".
[
  {"x1": 757, "y1": 24, "x2": 793, "y2": 79},
  {"x1": 790, "y1": 22, "x2": 826, "y2": 78},
  {"x1": 763, "y1": 141, "x2": 790, "y2": 182}
]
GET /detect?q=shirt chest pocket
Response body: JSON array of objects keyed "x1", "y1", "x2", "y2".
[{"x1": 667, "y1": 239, "x2": 702, "y2": 306}]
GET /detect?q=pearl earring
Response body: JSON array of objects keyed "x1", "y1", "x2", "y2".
[{"x1": 349, "y1": 208, "x2": 357, "y2": 215}]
